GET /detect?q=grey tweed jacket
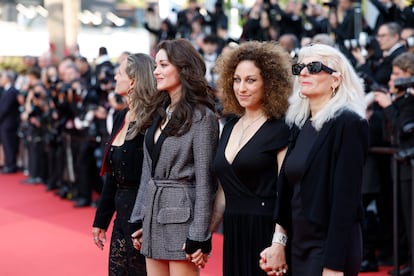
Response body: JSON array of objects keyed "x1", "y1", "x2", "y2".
[{"x1": 130, "y1": 106, "x2": 219, "y2": 260}]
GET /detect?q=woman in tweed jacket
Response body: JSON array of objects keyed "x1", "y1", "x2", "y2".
[{"x1": 130, "y1": 39, "x2": 219, "y2": 276}]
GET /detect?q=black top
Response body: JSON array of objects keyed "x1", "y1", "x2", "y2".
[
  {"x1": 214, "y1": 117, "x2": 290, "y2": 276},
  {"x1": 93, "y1": 109, "x2": 144, "y2": 230}
]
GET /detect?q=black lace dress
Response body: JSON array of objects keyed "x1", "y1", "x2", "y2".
[{"x1": 93, "y1": 117, "x2": 146, "y2": 276}]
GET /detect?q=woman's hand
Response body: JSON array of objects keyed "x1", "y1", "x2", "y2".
[
  {"x1": 322, "y1": 268, "x2": 344, "y2": 276},
  {"x1": 92, "y1": 227, "x2": 106, "y2": 250},
  {"x1": 131, "y1": 228, "x2": 143, "y2": 251},
  {"x1": 259, "y1": 243, "x2": 288, "y2": 276},
  {"x1": 183, "y1": 245, "x2": 209, "y2": 269}
]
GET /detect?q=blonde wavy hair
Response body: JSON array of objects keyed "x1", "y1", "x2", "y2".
[{"x1": 125, "y1": 53, "x2": 158, "y2": 139}]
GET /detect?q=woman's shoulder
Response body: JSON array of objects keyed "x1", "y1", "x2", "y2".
[
  {"x1": 330, "y1": 109, "x2": 368, "y2": 135},
  {"x1": 265, "y1": 117, "x2": 291, "y2": 144},
  {"x1": 268, "y1": 116, "x2": 289, "y2": 128},
  {"x1": 335, "y1": 109, "x2": 366, "y2": 124},
  {"x1": 221, "y1": 115, "x2": 239, "y2": 130},
  {"x1": 112, "y1": 108, "x2": 128, "y2": 128},
  {"x1": 192, "y1": 105, "x2": 217, "y2": 121}
]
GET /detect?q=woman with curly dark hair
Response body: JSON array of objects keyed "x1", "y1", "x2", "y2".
[
  {"x1": 209, "y1": 40, "x2": 293, "y2": 276},
  {"x1": 129, "y1": 38, "x2": 219, "y2": 276}
]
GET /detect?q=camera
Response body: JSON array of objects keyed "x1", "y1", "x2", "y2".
[
  {"x1": 34, "y1": 92, "x2": 42, "y2": 99},
  {"x1": 322, "y1": 1, "x2": 337, "y2": 8},
  {"x1": 358, "y1": 72, "x2": 387, "y2": 93},
  {"x1": 394, "y1": 76, "x2": 414, "y2": 91},
  {"x1": 404, "y1": 36, "x2": 414, "y2": 49},
  {"x1": 59, "y1": 83, "x2": 72, "y2": 94},
  {"x1": 344, "y1": 32, "x2": 375, "y2": 50}
]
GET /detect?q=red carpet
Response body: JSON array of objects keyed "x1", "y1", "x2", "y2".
[{"x1": 0, "y1": 172, "x2": 391, "y2": 275}]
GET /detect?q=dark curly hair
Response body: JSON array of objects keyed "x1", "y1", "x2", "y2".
[
  {"x1": 151, "y1": 38, "x2": 216, "y2": 136},
  {"x1": 214, "y1": 40, "x2": 293, "y2": 119}
]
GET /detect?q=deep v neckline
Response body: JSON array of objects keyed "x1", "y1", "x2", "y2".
[{"x1": 224, "y1": 119, "x2": 267, "y2": 165}]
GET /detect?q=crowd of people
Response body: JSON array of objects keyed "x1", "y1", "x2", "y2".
[{"x1": 1, "y1": 0, "x2": 414, "y2": 275}]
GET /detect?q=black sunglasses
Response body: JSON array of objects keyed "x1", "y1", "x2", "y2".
[{"x1": 292, "y1": 61, "x2": 336, "y2": 75}]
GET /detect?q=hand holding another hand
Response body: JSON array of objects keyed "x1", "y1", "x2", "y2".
[
  {"x1": 131, "y1": 228, "x2": 143, "y2": 251},
  {"x1": 259, "y1": 243, "x2": 288, "y2": 276}
]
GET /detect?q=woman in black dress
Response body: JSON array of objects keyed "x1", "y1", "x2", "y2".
[
  {"x1": 260, "y1": 44, "x2": 369, "y2": 276},
  {"x1": 92, "y1": 53, "x2": 157, "y2": 275},
  {"x1": 210, "y1": 41, "x2": 293, "y2": 276}
]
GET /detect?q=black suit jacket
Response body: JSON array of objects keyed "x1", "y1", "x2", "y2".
[
  {"x1": 358, "y1": 45, "x2": 406, "y2": 88},
  {"x1": 275, "y1": 110, "x2": 369, "y2": 271},
  {"x1": 0, "y1": 85, "x2": 20, "y2": 130}
]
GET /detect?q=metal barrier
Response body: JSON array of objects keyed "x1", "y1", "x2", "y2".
[{"x1": 369, "y1": 147, "x2": 413, "y2": 276}]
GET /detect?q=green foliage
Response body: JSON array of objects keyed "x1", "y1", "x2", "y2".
[
  {"x1": 117, "y1": 0, "x2": 146, "y2": 8},
  {"x1": 0, "y1": 57, "x2": 26, "y2": 73}
]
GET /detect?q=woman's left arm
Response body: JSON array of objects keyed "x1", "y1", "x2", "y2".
[
  {"x1": 185, "y1": 111, "x2": 219, "y2": 254},
  {"x1": 276, "y1": 147, "x2": 287, "y2": 175}
]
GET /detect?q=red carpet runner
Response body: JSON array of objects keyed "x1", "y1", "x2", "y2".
[{"x1": 0, "y1": 172, "x2": 390, "y2": 275}]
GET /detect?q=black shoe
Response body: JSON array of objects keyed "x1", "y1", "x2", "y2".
[
  {"x1": 360, "y1": 260, "x2": 378, "y2": 272},
  {"x1": 57, "y1": 185, "x2": 70, "y2": 199},
  {"x1": 1, "y1": 167, "x2": 17, "y2": 174},
  {"x1": 46, "y1": 184, "x2": 58, "y2": 191},
  {"x1": 34, "y1": 177, "x2": 44, "y2": 184},
  {"x1": 378, "y1": 251, "x2": 393, "y2": 266},
  {"x1": 21, "y1": 177, "x2": 38, "y2": 185},
  {"x1": 388, "y1": 264, "x2": 412, "y2": 275},
  {"x1": 74, "y1": 198, "x2": 91, "y2": 208}
]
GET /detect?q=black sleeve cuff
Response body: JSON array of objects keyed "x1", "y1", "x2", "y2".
[
  {"x1": 128, "y1": 220, "x2": 142, "y2": 236},
  {"x1": 184, "y1": 236, "x2": 212, "y2": 254}
]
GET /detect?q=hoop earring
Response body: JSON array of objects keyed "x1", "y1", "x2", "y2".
[
  {"x1": 127, "y1": 88, "x2": 133, "y2": 96},
  {"x1": 299, "y1": 91, "x2": 307, "y2": 99},
  {"x1": 331, "y1": 86, "x2": 337, "y2": 98}
]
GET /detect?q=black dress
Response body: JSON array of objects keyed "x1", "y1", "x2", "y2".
[
  {"x1": 214, "y1": 117, "x2": 290, "y2": 276},
  {"x1": 284, "y1": 119, "x2": 324, "y2": 275},
  {"x1": 93, "y1": 111, "x2": 146, "y2": 276}
]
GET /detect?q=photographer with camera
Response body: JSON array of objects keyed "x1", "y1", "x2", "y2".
[
  {"x1": 353, "y1": 22, "x2": 406, "y2": 89},
  {"x1": 67, "y1": 66, "x2": 105, "y2": 208},
  {"x1": 401, "y1": 27, "x2": 414, "y2": 53},
  {"x1": 373, "y1": 52, "x2": 414, "y2": 275},
  {"x1": 21, "y1": 82, "x2": 49, "y2": 185},
  {"x1": 19, "y1": 67, "x2": 48, "y2": 185}
]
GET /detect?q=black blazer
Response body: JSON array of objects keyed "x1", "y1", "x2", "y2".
[
  {"x1": 275, "y1": 110, "x2": 369, "y2": 271},
  {"x1": 358, "y1": 45, "x2": 406, "y2": 88}
]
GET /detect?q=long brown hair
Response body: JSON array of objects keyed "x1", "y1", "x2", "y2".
[{"x1": 152, "y1": 38, "x2": 216, "y2": 136}]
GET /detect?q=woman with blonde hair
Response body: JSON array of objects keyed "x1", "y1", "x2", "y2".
[
  {"x1": 260, "y1": 44, "x2": 369, "y2": 276},
  {"x1": 92, "y1": 53, "x2": 157, "y2": 275}
]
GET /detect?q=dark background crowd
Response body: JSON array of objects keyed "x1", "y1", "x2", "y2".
[{"x1": 1, "y1": 0, "x2": 414, "y2": 274}]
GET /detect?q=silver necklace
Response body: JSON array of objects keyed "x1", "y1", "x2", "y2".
[
  {"x1": 238, "y1": 114, "x2": 264, "y2": 146},
  {"x1": 166, "y1": 105, "x2": 174, "y2": 121}
]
